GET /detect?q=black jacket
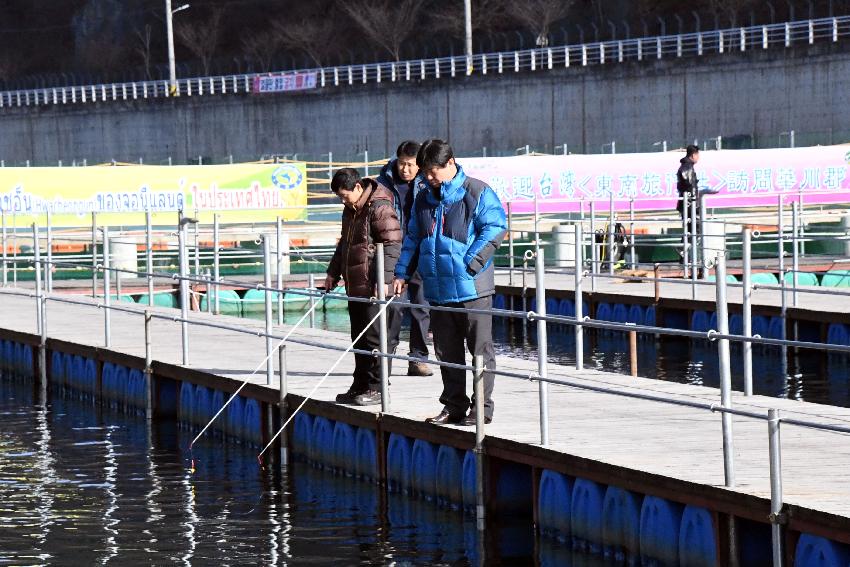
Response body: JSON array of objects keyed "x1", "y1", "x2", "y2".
[{"x1": 676, "y1": 156, "x2": 698, "y2": 214}]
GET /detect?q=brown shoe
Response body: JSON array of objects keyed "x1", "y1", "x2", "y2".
[
  {"x1": 425, "y1": 410, "x2": 464, "y2": 425},
  {"x1": 408, "y1": 361, "x2": 433, "y2": 376}
]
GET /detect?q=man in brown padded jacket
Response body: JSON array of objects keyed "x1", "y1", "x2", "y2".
[{"x1": 324, "y1": 167, "x2": 402, "y2": 406}]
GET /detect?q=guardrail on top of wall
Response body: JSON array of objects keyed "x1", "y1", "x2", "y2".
[{"x1": 0, "y1": 16, "x2": 848, "y2": 111}]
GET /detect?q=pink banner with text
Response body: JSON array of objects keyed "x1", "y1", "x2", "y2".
[{"x1": 460, "y1": 145, "x2": 850, "y2": 213}]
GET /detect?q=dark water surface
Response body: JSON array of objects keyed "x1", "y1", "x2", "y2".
[{"x1": 0, "y1": 376, "x2": 616, "y2": 566}]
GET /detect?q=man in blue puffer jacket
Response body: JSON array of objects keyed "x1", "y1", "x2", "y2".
[{"x1": 392, "y1": 139, "x2": 507, "y2": 426}]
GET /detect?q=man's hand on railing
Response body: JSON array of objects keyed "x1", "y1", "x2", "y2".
[
  {"x1": 392, "y1": 278, "x2": 407, "y2": 296},
  {"x1": 323, "y1": 274, "x2": 338, "y2": 292}
]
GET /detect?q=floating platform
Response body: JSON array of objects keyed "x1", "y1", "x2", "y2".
[{"x1": 1, "y1": 289, "x2": 850, "y2": 564}]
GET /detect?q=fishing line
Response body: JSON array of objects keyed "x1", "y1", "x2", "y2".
[
  {"x1": 256, "y1": 294, "x2": 397, "y2": 464},
  {"x1": 188, "y1": 289, "x2": 329, "y2": 473}
]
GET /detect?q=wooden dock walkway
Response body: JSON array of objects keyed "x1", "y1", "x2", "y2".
[{"x1": 1, "y1": 288, "x2": 850, "y2": 540}]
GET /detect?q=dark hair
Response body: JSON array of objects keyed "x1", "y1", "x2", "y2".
[
  {"x1": 331, "y1": 167, "x2": 361, "y2": 194},
  {"x1": 686, "y1": 144, "x2": 700, "y2": 157},
  {"x1": 396, "y1": 140, "x2": 420, "y2": 159},
  {"x1": 416, "y1": 139, "x2": 454, "y2": 170}
]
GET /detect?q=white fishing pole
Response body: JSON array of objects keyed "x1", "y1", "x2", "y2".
[
  {"x1": 256, "y1": 294, "x2": 397, "y2": 461},
  {"x1": 189, "y1": 289, "x2": 329, "y2": 449}
]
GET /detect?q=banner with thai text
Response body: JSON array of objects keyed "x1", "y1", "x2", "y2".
[
  {"x1": 253, "y1": 72, "x2": 318, "y2": 93},
  {"x1": 0, "y1": 163, "x2": 308, "y2": 226},
  {"x1": 461, "y1": 145, "x2": 850, "y2": 213}
]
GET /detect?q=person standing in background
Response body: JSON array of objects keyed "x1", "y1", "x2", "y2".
[{"x1": 376, "y1": 140, "x2": 433, "y2": 377}]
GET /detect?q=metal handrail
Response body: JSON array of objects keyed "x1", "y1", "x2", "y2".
[{"x1": 0, "y1": 16, "x2": 846, "y2": 110}]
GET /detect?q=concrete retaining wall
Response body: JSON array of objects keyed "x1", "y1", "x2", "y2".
[{"x1": 0, "y1": 42, "x2": 848, "y2": 164}]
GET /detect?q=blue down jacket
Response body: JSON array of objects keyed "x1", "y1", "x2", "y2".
[{"x1": 395, "y1": 164, "x2": 507, "y2": 304}]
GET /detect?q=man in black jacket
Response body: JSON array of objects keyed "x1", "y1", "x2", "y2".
[{"x1": 376, "y1": 140, "x2": 433, "y2": 377}]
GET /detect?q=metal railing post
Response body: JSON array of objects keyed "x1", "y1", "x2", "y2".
[
  {"x1": 263, "y1": 237, "x2": 274, "y2": 385},
  {"x1": 590, "y1": 201, "x2": 597, "y2": 291},
  {"x1": 778, "y1": 195, "x2": 787, "y2": 341},
  {"x1": 791, "y1": 201, "x2": 799, "y2": 307},
  {"x1": 743, "y1": 228, "x2": 753, "y2": 396},
  {"x1": 535, "y1": 248, "x2": 549, "y2": 446},
  {"x1": 574, "y1": 223, "x2": 584, "y2": 371},
  {"x1": 629, "y1": 198, "x2": 636, "y2": 270},
  {"x1": 276, "y1": 217, "x2": 284, "y2": 325},
  {"x1": 144, "y1": 309, "x2": 153, "y2": 421},
  {"x1": 682, "y1": 192, "x2": 690, "y2": 280},
  {"x1": 308, "y1": 274, "x2": 317, "y2": 329},
  {"x1": 473, "y1": 353, "x2": 486, "y2": 531},
  {"x1": 278, "y1": 343, "x2": 289, "y2": 466},
  {"x1": 608, "y1": 192, "x2": 615, "y2": 276},
  {"x1": 376, "y1": 242, "x2": 390, "y2": 411},
  {"x1": 213, "y1": 214, "x2": 220, "y2": 315},
  {"x1": 91, "y1": 212, "x2": 98, "y2": 298},
  {"x1": 533, "y1": 196, "x2": 540, "y2": 249},
  {"x1": 178, "y1": 218, "x2": 189, "y2": 365},
  {"x1": 715, "y1": 249, "x2": 735, "y2": 487},
  {"x1": 32, "y1": 223, "x2": 43, "y2": 336},
  {"x1": 1, "y1": 209, "x2": 6, "y2": 286},
  {"x1": 193, "y1": 212, "x2": 200, "y2": 276},
  {"x1": 146, "y1": 211, "x2": 154, "y2": 305},
  {"x1": 507, "y1": 202, "x2": 514, "y2": 286},
  {"x1": 103, "y1": 226, "x2": 111, "y2": 348},
  {"x1": 690, "y1": 193, "x2": 698, "y2": 298},
  {"x1": 768, "y1": 408, "x2": 785, "y2": 567},
  {"x1": 32, "y1": 223, "x2": 47, "y2": 391},
  {"x1": 45, "y1": 211, "x2": 53, "y2": 293}
]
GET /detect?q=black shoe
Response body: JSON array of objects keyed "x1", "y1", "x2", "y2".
[
  {"x1": 335, "y1": 388, "x2": 364, "y2": 404},
  {"x1": 461, "y1": 413, "x2": 492, "y2": 426},
  {"x1": 354, "y1": 390, "x2": 382, "y2": 406},
  {"x1": 425, "y1": 410, "x2": 465, "y2": 424}
]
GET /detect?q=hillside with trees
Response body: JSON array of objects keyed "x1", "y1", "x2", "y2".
[{"x1": 0, "y1": 0, "x2": 844, "y2": 89}]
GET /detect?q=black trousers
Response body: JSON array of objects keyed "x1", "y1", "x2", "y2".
[
  {"x1": 388, "y1": 272, "x2": 431, "y2": 360},
  {"x1": 348, "y1": 300, "x2": 390, "y2": 392},
  {"x1": 430, "y1": 295, "x2": 496, "y2": 418}
]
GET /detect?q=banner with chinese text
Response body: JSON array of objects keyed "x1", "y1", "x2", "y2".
[
  {"x1": 461, "y1": 145, "x2": 850, "y2": 213},
  {"x1": 252, "y1": 72, "x2": 318, "y2": 93}
]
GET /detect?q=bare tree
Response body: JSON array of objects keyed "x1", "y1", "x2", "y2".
[
  {"x1": 707, "y1": 0, "x2": 757, "y2": 27},
  {"x1": 241, "y1": 29, "x2": 282, "y2": 72},
  {"x1": 175, "y1": 9, "x2": 225, "y2": 76},
  {"x1": 341, "y1": 0, "x2": 426, "y2": 61},
  {"x1": 134, "y1": 24, "x2": 154, "y2": 81},
  {"x1": 508, "y1": 0, "x2": 573, "y2": 47},
  {"x1": 431, "y1": 0, "x2": 508, "y2": 39},
  {"x1": 271, "y1": 17, "x2": 335, "y2": 67}
]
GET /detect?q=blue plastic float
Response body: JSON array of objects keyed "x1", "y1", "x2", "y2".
[
  {"x1": 410, "y1": 439, "x2": 438, "y2": 499},
  {"x1": 639, "y1": 496, "x2": 684, "y2": 565},
  {"x1": 691, "y1": 311, "x2": 710, "y2": 333},
  {"x1": 386, "y1": 433, "x2": 413, "y2": 493},
  {"x1": 678, "y1": 505, "x2": 717, "y2": 567},
  {"x1": 434, "y1": 444, "x2": 463, "y2": 508},
  {"x1": 571, "y1": 478, "x2": 606, "y2": 553},
  {"x1": 795, "y1": 534, "x2": 850, "y2": 567},
  {"x1": 601, "y1": 485, "x2": 642, "y2": 563},
  {"x1": 331, "y1": 421, "x2": 356, "y2": 474},
  {"x1": 309, "y1": 416, "x2": 334, "y2": 465},
  {"x1": 179, "y1": 381, "x2": 195, "y2": 426},
  {"x1": 354, "y1": 426, "x2": 377, "y2": 480},
  {"x1": 462, "y1": 450, "x2": 476, "y2": 513},
  {"x1": 537, "y1": 470, "x2": 572, "y2": 541},
  {"x1": 242, "y1": 398, "x2": 262, "y2": 447},
  {"x1": 827, "y1": 323, "x2": 849, "y2": 345},
  {"x1": 291, "y1": 412, "x2": 314, "y2": 457}
]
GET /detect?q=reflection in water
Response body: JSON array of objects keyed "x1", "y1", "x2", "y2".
[{"x1": 0, "y1": 373, "x2": 645, "y2": 565}]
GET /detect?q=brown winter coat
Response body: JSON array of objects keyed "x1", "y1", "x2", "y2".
[{"x1": 327, "y1": 179, "x2": 402, "y2": 298}]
